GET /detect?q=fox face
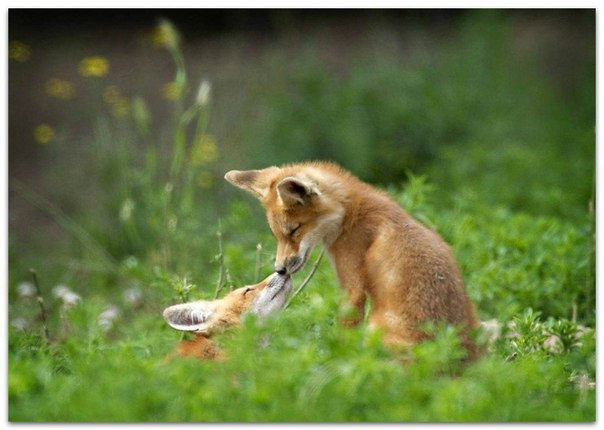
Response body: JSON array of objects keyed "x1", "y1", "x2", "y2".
[
  {"x1": 163, "y1": 273, "x2": 292, "y2": 335},
  {"x1": 266, "y1": 203, "x2": 319, "y2": 275},
  {"x1": 225, "y1": 167, "x2": 344, "y2": 275},
  {"x1": 163, "y1": 273, "x2": 292, "y2": 361}
]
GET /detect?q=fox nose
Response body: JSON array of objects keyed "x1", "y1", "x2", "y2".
[{"x1": 275, "y1": 264, "x2": 287, "y2": 275}]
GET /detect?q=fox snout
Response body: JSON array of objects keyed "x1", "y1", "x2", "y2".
[
  {"x1": 275, "y1": 255, "x2": 304, "y2": 275},
  {"x1": 275, "y1": 264, "x2": 287, "y2": 275}
]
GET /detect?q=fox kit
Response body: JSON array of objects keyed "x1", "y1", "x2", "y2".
[
  {"x1": 225, "y1": 161, "x2": 480, "y2": 356},
  {"x1": 163, "y1": 273, "x2": 292, "y2": 360}
]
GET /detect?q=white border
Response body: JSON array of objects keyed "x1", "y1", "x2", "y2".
[{"x1": 3, "y1": 5, "x2": 599, "y2": 430}]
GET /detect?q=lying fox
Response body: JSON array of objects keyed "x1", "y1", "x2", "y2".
[
  {"x1": 225, "y1": 161, "x2": 480, "y2": 357},
  {"x1": 163, "y1": 273, "x2": 292, "y2": 360}
]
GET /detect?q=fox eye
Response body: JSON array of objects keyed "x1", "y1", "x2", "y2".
[
  {"x1": 243, "y1": 287, "x2": 254, "y2": 296},
  {"x1": 288, "y1": 224, "x2": 301, "y2": 236}
]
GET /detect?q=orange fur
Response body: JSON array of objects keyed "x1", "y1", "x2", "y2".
[
  {"x1": 165, "y1": 277, "x2": 271, "y2": 361},
  {"x1": 225, "y1": 161, "x2": 481, "y2": 358},
  {"x1": 174, "y1": 335, "x2": 226, "y2": 361}
]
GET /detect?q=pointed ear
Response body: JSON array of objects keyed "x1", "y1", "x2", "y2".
[
  {"x1": 163, "y1": 301, "x2": 216, "y2": 334},
  {"x1": 224, "y1": 167, "x2": 280, "y2": 200},
  {"x1": 277, "y1": 176, "x2": 319, "y2": 206}
]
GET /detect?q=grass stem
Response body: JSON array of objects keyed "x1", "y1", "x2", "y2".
[
  {"x1": 29, "y1": 269, "x2": 50, "y2": 343},
  {"x1": 12, "y1": 178, "x2": 116, "y2": 272},
  {"x1": 285, "y1": 248, "x2": 325, "y2": 309},
  {"x1": 254, "y1": 243, "x2": 262, "y2": 282},
  {"x1": 213, "y1": 220, "x2": 226, "y2": 299}
]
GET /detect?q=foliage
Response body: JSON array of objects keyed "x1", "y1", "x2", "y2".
[
  {"x1": 7, "y1": 282, "x2": 595, "y2": 421},
  {"x1": 243, "y1": 11, "x2": 594, "y2": 222},
  {"x1": 8, "y1": 12, "x2": 595, "y2": 422},
  {"x1": 391, "y1": 177, "x2": 595, "y2": 325}
]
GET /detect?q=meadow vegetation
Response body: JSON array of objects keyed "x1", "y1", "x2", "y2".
[{"x1": 8, "y1": 11, "x2": 595, "y2": 421}]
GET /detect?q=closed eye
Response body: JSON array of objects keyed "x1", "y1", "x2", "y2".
[
  {"x1": 288, "y1": 224, "x2": 301, "y2": 236},
  {"x1": 243, "y1": 287, "x2": 255, "y2": 296}
]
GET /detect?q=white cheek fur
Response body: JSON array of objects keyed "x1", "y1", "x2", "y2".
[{"x1": 296, "y1": 208, "x2": 344, "y2": 266}]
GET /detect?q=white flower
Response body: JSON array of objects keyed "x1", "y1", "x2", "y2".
[
  {"x1": 480, "y1": 319, "x2": 502, "y2": 344},
  {"x1": 11, "y1": 317, "x2": 28, "y2": 331},
  {"x1": 98, "y1": 306, "x2": 120, "y2": 331},
  {"x1": 52, "y1": 285, "x2": 81, "y2": 307},
  {"x1": 123, "y1": 287, "x2": 143, "y2": 307},
  {"x1": 505, "y1": 320, "x2": 520, "y2": 339},
  {"x1": 196, "y1": 80, "x2": 211, "y2": 107},
  {"x1": 123, "y1": 256, "x2": 138, "y2": 269},
  {"x1": 17, "y1": 282, "x2": 36, "y2": 298},
  {"x1": 119, "y1": 198, "x2": 135, "y2": 222},
  {"x1": 570, "y1": 373, "x2": 595, "y2": 390},
  {"x1": 52, "y1": 284, "x2": 71, "y2": 299},
  {"x1": 543, "y1": 335, "x2": 563, "y2": 354},
  {"x1": 62, "y1": 291, "x2": 82, "y2": 308}
]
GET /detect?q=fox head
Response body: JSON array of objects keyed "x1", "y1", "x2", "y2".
[
  {"x1": 225, "y1": 164, "x2": 344, "y2": 275},
  {"x1": 163, "y1": 273, "x2": 292, "y2": 335}
]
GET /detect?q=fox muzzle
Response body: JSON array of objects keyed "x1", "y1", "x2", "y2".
[
  {"x1": 275, "y1": 250, "x2": 312, "y2": 275},
  {"x1": 275, "y1": 255, "x2": 301, "y2": 275}
]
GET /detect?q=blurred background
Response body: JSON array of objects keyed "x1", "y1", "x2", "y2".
[
  {"x1": 8, "y1": 9, "x2": 596, "y2": 422},
  {"x1": 9, "y1": 8, "x2": 595, "y2": 314}
]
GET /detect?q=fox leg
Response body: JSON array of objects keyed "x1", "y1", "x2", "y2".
[
  {"x1": 369, "y1": 311, "x2": 482, "y2": 362},
  {"x1": 367, "y1": 308, "x2": 425, "y2": 347},
  {"x1": 334, "y1": 268, "x2": 368, "y2": 327},
  {"x1": 340, "y1": 289, "x2": 367, "y2": 327}
]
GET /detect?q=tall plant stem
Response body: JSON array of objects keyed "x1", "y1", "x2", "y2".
[
  {"x1": 213, "y1": 220, "x2": 226, "y2": 299},
  {"x1": 285, "y1": 249, "x2": 325, "y2": 309},
  {"x1": 30, "y1": 269, "x2": 50, "y2": 343}
]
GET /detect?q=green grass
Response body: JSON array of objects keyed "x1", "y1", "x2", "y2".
[
  {"x1": 9, "y1": 12, "x2": 595, "y2": 422},
  {"x1": 8, "y1": 241, "x2": 596, "y2": 421},
  {"x1": 8, "y1": 181, "x2": 596, "y2": 421}
]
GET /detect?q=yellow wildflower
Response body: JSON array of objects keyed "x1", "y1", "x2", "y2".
[
  {"x1": 33, "y1": 124, "x2": 55, "y2": 144},
  {"x1": 9, "y1": 41, "x2": 32, "y2": 62},
  {"x1": 102, "y1": 86, "x2": 130, "y2": 117},
  {"x1": 110, "y1": 98, "x2": 130, "y2": 118},
  {"x1": 151, "y1": 19, "x2": 180, "y2": 51},
  {"x1": 190, "y1": 134, "x2": 218, "y2": 165},
  {"x1": 103, "y1": 85, "x2": 122, "y2": 104},
  {"x1": 197, "y1": 171, "x2": 214, "y2": 189},
  {"x1": 45, "y1": 78, "x2": 76, "y2": 100},
  {"x1": 161, "y1": 81, "x2": 181, "y2": 101},
  {"x1": 78, "y1": 56, "x2": 109, "y2": 77}
]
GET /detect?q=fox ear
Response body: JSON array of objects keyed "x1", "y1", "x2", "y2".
[
  {"x1": 277, "y1": 176, "x2": 319, "y2": 206},
  {"x1": 163, "y1": 302, "x2": 216, "y2": 334},
  {"x1": 224, "y1": 167, "x2": 280, "y2": 200}
]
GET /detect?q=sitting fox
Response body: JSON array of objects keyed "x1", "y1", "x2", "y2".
[
  {"x1": 163, "y1": 273, "x2": 292, "y2": 360},
  {"x1": 225, "y1": 161, "x2": 480, "y2": 357}
]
